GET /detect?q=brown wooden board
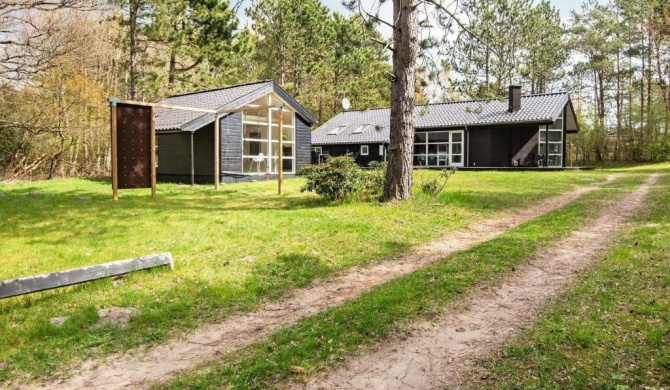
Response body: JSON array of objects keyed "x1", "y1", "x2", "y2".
[{"x1": 116, "y1": 103, "x2": 153, "y2": 189}]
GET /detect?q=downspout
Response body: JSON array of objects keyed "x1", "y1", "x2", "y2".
[
  {"x1": 562, "y1": 106, "x2": 567, "y2": 168},
  {"x1": 190, "y1": 131, "x2": 195, "y2": 186},
  {"x1": 464, "y1": 125, "x2": 469, "y2": 167}
]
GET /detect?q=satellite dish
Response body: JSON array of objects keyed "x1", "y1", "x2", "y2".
[{"x1": 342, "y1": 98, "x2": 351, "y2": 111}]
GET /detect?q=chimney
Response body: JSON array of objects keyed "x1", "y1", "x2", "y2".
[{"x1": 508, "y1": 85, "x2": 521, "y2": 113}]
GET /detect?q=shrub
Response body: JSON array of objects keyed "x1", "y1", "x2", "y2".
[
  {"x1": 297, "y1": 155, "x2": 363, "y2": 201},
  {"x1": 361, "y1": 161, "x2": 387, "y2": 198},
  {"x1": 419, "y1": 167, "x2": 457, "y2": 196}
]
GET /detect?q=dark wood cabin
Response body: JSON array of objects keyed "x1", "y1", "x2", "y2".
[
  {"x1": 155, "y1": 80, "x2": 317, "y2": 184},
  {"x1": 311, "y1": 86, "x2": 579, "y2": 168}
]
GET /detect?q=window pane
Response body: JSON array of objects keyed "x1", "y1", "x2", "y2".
[
  {"x1": 250, "y1": 95, "x2": 269, "y2": 107},
  {"x1": 553, "y1": 118, "x2": 563, "y2": 130},
  {"x1": 282, "y1": 158, "x2": 293, "y2": 172},
  {"x1": 427, "y1": 155, "x2": 438, "y2": 166},
  {"x1": 243, "y1": 108, "x2": 268, "y2": 124},
  {"x1": 549, "y1": 143, "x2": 562, "y2": 154},
  {"x1": 539, "y1": 130, "x2": 546, "y2": 142},
  {"x1": 414, "y1": 144, "x2": 426, "y2": 154},
  {"x1": 271, "y1": 126, "x2": 295, "y2": 142},
  {"x1": 452, "y1": 143, "x2": 462, "y2": 154},
  {"x1": 415, "y1": 132, "x2": 427, "y2": 143},
  {"x1": 451, "y1": 155, "x2": 462, "y2": 163},
  {"x1": 243, "y1": 157, "x2": 269, "y2": 173},
  {"x1": 271, "y1": 109, "x2": 294, "y2": 127},
  {"x1": 428, "y1": 131, "x2": 450, "y2": 142},
  {"x1": 282, "y1": 143, "x2": 293, "y2": 157},
  {"x1": 243, "y1": 139, "x2": 269, "y2": 156},
  {"x1": 413, "y1": 155, "x2": 426, "y2": 166},
  {"x1": 451, "y1": 132, "x2": 463, "y2": 142},
  {"x1": 428, "y1": 144, "x2": 438, "y2": 154},
  {"x1": 548, "y1": 155, "x2": 562, "y2": 167},
  {"x1": 548, "y1": 131, "x2": 562, "y2": 142},
  {"x1": 244, "y1": 124, "x2": 268, "y2": 140}
]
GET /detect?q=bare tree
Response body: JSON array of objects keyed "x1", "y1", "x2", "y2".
[{"x1": 0, "y1": 1, "x2": 98, "y2": 85}]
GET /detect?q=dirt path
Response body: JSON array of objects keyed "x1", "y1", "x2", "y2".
[
  {"x1": 16, "y1": 177, "x2": 615, "y2": 390},
  {"x1": 295, "y1": 173, "x2": 657, "y2": 390}
]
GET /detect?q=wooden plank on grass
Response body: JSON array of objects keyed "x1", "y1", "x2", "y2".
[{"x1": 0, "y1": 253, "x2": 173, "y2": 299}]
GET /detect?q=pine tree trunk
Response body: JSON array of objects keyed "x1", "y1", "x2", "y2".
[
  {"x1": 383, "y1": 0, "x2": 418, "y2": 202},
  {"x1": 129, "y1": 0, "x2": 139, "y2": 100}
]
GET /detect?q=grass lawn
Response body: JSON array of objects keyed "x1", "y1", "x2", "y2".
[
  {"x1": 156, "y1": 170, "x2": 659, "y2": 390},
  {"x1": 469, "y1": 170, "x2": 670, "y2": 389},
  {"x1": 0, "y1": 167, "x2": 644, "y2": 382}
]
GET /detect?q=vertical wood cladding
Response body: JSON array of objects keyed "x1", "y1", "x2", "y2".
[
  {"x1": 220, "y1": 112, "x2": 242, "y2": 173},
  {"x1": 468, "y1": 124, "x2": 540, "y2": 167},
  {"x1": 295, "y1": 115, "x2": 312, "y2": 170}
]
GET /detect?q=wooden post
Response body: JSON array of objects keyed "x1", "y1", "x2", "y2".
[
  {"x1": 278, "y1": 105, "x2": 283, "y2": 195},
  {"x1": 110, "y1": 100, "x2": 119, "y2": 201},
  {"x1": 214, "y1": 113, "x2": 220, "y2": 190},
  {"x1": 150, "y1": 106, "x2": 157, "y2": 198}
]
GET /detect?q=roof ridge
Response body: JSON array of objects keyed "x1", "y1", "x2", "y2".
[
  {"x1": 165, "y1": 80, "x2": 273, "y2": 98},
  {"x1": 338, "y1": 92, "x2": 569, "y2": 113}
]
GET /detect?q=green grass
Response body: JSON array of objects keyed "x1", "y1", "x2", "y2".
[
  {"x1": 154, "y1": 171, "x2": 656, "y2": 390},
  {"x1": 466, "y1": 171, "x2": 670, "y2": 390},
  {"x1": 0, "y1": 167, "x2": 653, "y2": 383}
]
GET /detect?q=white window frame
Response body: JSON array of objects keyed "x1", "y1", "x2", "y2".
[
  {"x1": 538, "y1": 113, "x2": 563, "y2": 167},
  {"x1": 413, "y1": 130, "x2": 464, "y2": 168},
  {"x1": 352, "y1": 124, "x2": 374, "y2": 134},
  {"x1": 327, "y1": 125, "x2": 347, "y2": 135},
  {"x1": 360, "y1": 145, "x2": 369, "y2": 156},
  {"x1": 311, "y1": 146, "x2": 322, "y2": 154},
  {"x1": 379, "y1": 144, "x2": 385, "y2": 157},
  {"x1": 241, "y1": 93, "x2": 296, "y2": 175}
]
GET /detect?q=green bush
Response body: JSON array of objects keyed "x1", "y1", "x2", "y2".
[
  {"x1": 297, "y1": 155, "x2": 363, "y2": 201},
  {"x1": 361, "y1": 161, "x2": 387, "y2": 198}
]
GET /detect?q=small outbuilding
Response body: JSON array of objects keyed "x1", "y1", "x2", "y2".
[
  {"x1": 311, "y1": 86, "x2": 579, "y2": 168},
  {"x1": 155, "y1": 80, "x2": 317, "y2": 183}
]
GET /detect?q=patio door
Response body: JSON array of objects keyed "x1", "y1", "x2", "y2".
[{"x1": 437, "y1": 144, "x2": 449, "y2": 166}]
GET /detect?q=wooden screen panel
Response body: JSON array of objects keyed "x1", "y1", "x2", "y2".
[{"x1": 116, "y1": 103, "x2": 152, "y2": 189}]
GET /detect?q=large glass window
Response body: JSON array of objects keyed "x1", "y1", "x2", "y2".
[
  {"x1": 242, "y1": 93, "x2": 296, "y2": 174},
  {"x1": 413, "y1": 130, "x2": 464, "y2": 167},
  {"x1": 538, "y1": 113, "x2": 563, "y2": 167}
]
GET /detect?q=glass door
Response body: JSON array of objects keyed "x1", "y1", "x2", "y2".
[{"x1": 450, "y1": 131, "x2": 464, "y2": 167}]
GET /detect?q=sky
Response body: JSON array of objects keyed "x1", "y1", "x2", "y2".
[{"x1": 238, "y1": 0, "x2": 588, "y2": 34}]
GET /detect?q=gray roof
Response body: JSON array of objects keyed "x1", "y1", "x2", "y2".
[
  {"x1": 155, "y1": 80, "x2": 317, "y2": 131},
  {"x1": 312, "y1": 92, "x2": 576, "y2": 145}
]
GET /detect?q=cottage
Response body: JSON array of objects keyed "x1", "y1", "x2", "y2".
[
  {"x1": 311, "y1": 86, "x2": 579, "y2": 168},
  {"x1": 155, "y1": 80, "x2": 317, "y2": 183}
]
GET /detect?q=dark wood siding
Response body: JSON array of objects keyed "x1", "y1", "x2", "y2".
[
  {"x1": 468, "y1": 124, "x2": 540, "y2": 167},
  {"x1": 156, "y1": 127, "x2": 216, "y2": 183},
  {"x1": 194, "y1": 124, "x2": 214, "y2": 175},
  {"x1": 156, "y1": 132, "x2": 191, "y2": 176},
  {"x1": 319, "y1": 143, "x2": 385, "y2": 166},
  {"x1": 220, "y1": 112, "x2": 242, "y2": 173},
  {"x1": 295, "y1": 115, "x2": 312, "y2": 170}
]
